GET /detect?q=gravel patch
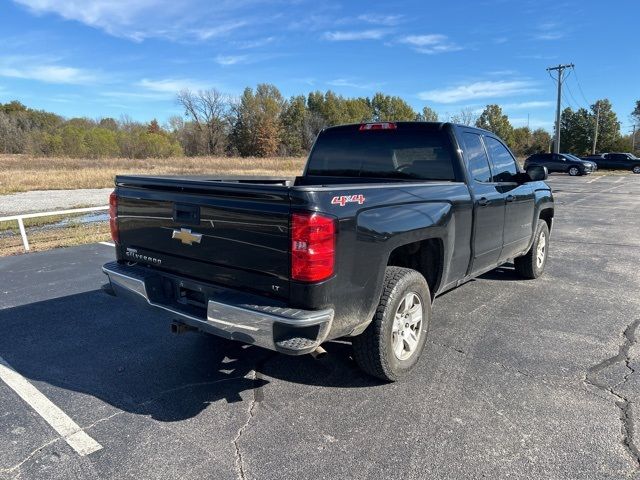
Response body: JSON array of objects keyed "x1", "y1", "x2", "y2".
[{"x1": 0, "y1": 188, "x2": 113, "y2": 216}]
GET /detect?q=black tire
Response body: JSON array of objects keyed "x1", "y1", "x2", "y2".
[
  {"x1": 633, "y1": 165, "x2": 640, "y2": 174},
  {"x1": 568, "y1": 166, "x2": 580, "y2": 176},
  {"x1": 514, "y1": 219, "x2": 549, "y2": 279},
  {"x1": 352, "y1": 267, "x2": 431, "y2": 382}
]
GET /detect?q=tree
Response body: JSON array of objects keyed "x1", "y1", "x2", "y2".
[
  {"x1": 370, "y1": 93, "x2": 416, "y2": 121},
  {"x1": 84, "y1": 128, "x2": 119, "y2": 158},
  {"x1": 147, "y1": 119, "x2": 161, "y2": 134},
  {"x1": 530, "y1": 128, "x2": 552, "y2": 154},
  {"x1": 591, "y1": 99, "x2": 620, "y2": 153},
  {"x1": 632, "y1": 100, "x2": 640, "y2": 126},
  {"x1": 280, "y1": 95, "x2": 307, "y2": 156},
  {"x1": 231, "y1": 84, "x2": 285, "y2": 157},
  {"x1": 510, "y1": 127, "x2": 532, "y2": 157},
  {"x1": 416, "y1": 106, "x2": 438, "y2": 122},
  {"x1": 475, "y1": 105, "x2": 513, "y2": 144},
  {"x1": 450, "y1": 107, "x2": 477, "y2": 126},
  {"x1": 177, "y1": 88, "x2": 230, "y2": 155}
]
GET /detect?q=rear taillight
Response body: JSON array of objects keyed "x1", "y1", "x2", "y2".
[
  {"x1": 109, "y1": 191, "x2": 119, "y2": 244},
  {"x1": 359, "y1": 122, "x2": 397, "y2": 131},
  {"x1": 291, "y1": 212, "x2": 336, "y2": 282}
]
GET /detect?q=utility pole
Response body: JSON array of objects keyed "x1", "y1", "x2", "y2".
[
  {"x1": 592, "y1": 102, "x2": 600, "y2": 155},
  {"x1": 632, "y1": 124, "x2": 637, "y2": 153},
  {"x1": 546, "y1": 63, "x2": 574, "y2": 153}
]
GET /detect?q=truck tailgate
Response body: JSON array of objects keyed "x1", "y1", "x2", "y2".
[{"x1": 115, "y1": 176, "x2": 291, "y2": 299}]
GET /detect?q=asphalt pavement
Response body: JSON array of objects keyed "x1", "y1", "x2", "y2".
[{"x1": 1, "y1": 173, "x2": 639, "y2": 479}]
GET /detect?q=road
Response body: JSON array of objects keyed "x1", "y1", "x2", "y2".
[{"x1": 0, "y1": 174, "x2": 639, "y2": 479}]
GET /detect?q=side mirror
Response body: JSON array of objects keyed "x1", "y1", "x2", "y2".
[{"x1": 526, "y1": 165, "x2": 548, "y2": 181}]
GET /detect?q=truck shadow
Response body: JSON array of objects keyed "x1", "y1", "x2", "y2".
[{"x1": 0, "y1": 289, "x2": 379, "y2": 423}]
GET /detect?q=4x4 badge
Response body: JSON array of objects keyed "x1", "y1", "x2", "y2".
[{"x1": 172, "y1": 228, "x2": 203, "y2": 246}]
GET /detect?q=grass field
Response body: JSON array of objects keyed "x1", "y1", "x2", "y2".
[{"x1": 0, "y1": 154, "x2": 306, "y2": 194}]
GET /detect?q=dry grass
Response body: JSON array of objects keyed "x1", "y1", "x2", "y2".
[
  {"x1": 0, "y1": 222, "x2": 110, "y2": 256},
  {"x1": 0, "y1": 154, "x2": 306, "y2": 194}
]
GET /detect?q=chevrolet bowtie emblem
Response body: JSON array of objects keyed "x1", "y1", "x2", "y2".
[{"x1": 172, "y1": 228, "x2": 203, "y2": 246}]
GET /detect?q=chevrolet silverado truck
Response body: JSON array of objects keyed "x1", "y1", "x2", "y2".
[{"x1": 103, "y1": 122, "x2": 553, "y2": 381}]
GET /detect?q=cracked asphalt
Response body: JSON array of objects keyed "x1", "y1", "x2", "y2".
[{"x1": 0, "y1": 174, "x2": 639, "y2": 479}]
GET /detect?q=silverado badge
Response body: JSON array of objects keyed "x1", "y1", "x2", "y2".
[{"x1": 172, "y1": 228, "x2": 203, "y2": 246}]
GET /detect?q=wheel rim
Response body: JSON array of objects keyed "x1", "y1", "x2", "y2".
[
  {"x1": 536, "y1": 231, "x2": 547, "y2": 268},
  {"x1": 391, "y1": 292, "x2": 423, "y2": 361},
  {"x1": 634, "y1": 166, "x2": 640, "y2": 174},
  {"x1": 569, "y1": 167, "x2": 578, "y2": 176}
]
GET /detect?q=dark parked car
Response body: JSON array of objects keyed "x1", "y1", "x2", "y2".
[
  {"x1": 581, "y1": 153, "x2": 640, "y2": 173},
  {"x1": 103, "y1": 122, "x2": 553, "y2": 381},
  {"x1": 524, "y1": 152, "x2": 595, "y2": 176}
]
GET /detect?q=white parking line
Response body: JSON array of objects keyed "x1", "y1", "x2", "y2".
[
  {"x1": 99, "y1": 242, "x2": 115, "y2": 247},
  {"x1": 0, "y1": 356, "x2": 102, "y2": 456},
  {"x1": 587, "y1": 176, "x2": 604, "y2": 183}
]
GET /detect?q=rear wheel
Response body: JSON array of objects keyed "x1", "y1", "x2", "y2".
[
  {"x1": 568, "y1": 166, "x2": 580, "y2": 176},
  {"x1": 514, "y1": 219, "x2": 549, "y2": 279},
  {"x1": 633, "y1": 165, "x2": 640, "y2": 174},
  {"x1": 352, "y1": 267, "x2": 431, "y2": 382}
]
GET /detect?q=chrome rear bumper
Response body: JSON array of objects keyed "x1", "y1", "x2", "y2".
[{"x1": 102, "y1": 261, "x2": 333, "y2": 355}]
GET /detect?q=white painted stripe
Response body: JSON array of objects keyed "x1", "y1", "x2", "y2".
[
  {"x1": 0, "y1": 357, "x2": 102, "y2": 456},
  {"x1": 587, "y1": 176, "x2": 603, "y2": 183},
  {"x1": 99, "y1": 242, "x2": 115, "y2": 247}
]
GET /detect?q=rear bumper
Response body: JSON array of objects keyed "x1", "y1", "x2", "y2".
[{"x1": 102, "y1": 261, "x2": 333, "y2": 355}]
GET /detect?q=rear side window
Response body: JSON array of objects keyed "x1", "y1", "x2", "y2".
[
  {"x1": 306, "y1": 127, "x2": 456, "y2": 181},
  {"x1": 462, "y1": 133, "x2": 492, "y2": 182},
  {"x1": 484, "y1": 137, "x2": 518, "y2": 182}
]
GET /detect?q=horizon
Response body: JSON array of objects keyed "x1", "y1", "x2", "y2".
[{"x1": 1, "y1": 0, "x2": 638, "y2": 134}]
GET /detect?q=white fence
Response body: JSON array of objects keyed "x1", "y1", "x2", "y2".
[{"x1": 0, "y1": 206, "x2": 108, "y2": 252}]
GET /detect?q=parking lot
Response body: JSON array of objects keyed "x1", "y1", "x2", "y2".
[{"x1": 1, "y1": 173, "x2": 639, "y2": 479}]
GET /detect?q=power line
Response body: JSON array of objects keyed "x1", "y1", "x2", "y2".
[{"x1": 571, "y1": 66, "x2": 591, "y2": 107}]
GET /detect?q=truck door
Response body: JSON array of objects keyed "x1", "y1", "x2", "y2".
[
  {"x1": 483, "y1": 136, "x2": 535, "y2": 261},
  {"x1": 461, "y1": 132, "x2": 506, "y2": 274}
]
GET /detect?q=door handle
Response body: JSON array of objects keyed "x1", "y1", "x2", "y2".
[
  {"x1": 478, "y1": 197, "x2": 489, "y2": 206},
  {"x1": 506, "y1": 195, "x2": 515, "y2": 203}
]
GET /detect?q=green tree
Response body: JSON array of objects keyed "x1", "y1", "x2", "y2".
[
  {"x1": 231, "y1": 84, "x2": 285, "y2": 157},
  {"x1": 84, "y1": 128, "x2": 119, "y2": 158},
  {"x1": 416, "y1": 106, "x2": 438, "y2": 122},
  {"x1": 510, "y1": 127, "x2": 532, "y2": 157},
  {"x1": 591, "y1": 99, "x2": 621, "y2": 153},
  {"x1": 59, "y1": 125, "x2": 88, "y2": 157},
  {"x1": 370, "y1": 93, "x2": 416, "y2": 121},
  {"x1": 529, "y1": 128, "x2": 552, "y2": 154},
  {"x1": 476, "y1": 105, "x2": 514, "y2": 144},
  {"x1": 280, "y1": 95, "x2": 307, "y2": 156},
  {"x1": 632, "y1": 100, "x2": 640, "y2": 125}
]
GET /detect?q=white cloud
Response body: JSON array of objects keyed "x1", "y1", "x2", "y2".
[
  {"x1": 323, "y1": 30, "x2": 387, "y2": 41},
  {"x1": 12, "y1": 0, "x2": 251, "y2": 42},
  {"x1": 399, "y1": 34, "x2": 462, "y2": 54},
  {"x1": 533, "y1": 21, "x2": 565, "y2": 41},
  {"x1": 0, "y1": 56, "x2": 96, "y2": 84},
  {"x1": 215, "y1": 54, "x2": 248, "y2": 66},
  {"x1": 502, "y1": 101, "x2": 553, "y2": 110},
  {"x1": 137, "y1": 78, "x2": 208, "y2": 93},
  {"x1": 191, "y1": 21, "x2": 247, "y2": 41},
  {"x1": 419, "y1": 80, "x2": 538, "y2": 104},
  {"x1": 357, "y1": 14, "x2": 403, "y2": 26},
  {"x1": 327, "y1": 78, "x2": 383, "y2": 90}
]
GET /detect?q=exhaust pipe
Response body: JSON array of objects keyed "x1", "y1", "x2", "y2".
[
  {"x1": 171, "y1": 322, "x2": 197, "y2": 335},
  {"x1": 310, "y1": 345, "x2": 327, "y2": 359}
]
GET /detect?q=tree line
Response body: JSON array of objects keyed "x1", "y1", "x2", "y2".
[{"x1": 1, "y1": 84, "x2": 637, "y2": 159}]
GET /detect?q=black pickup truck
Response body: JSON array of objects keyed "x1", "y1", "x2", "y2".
[{"x1": 103, "y1": 122, "x2": 554, "y2": 381}]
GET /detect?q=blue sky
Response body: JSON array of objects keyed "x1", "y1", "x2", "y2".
[{"x1": 0, "y1": 0, "x2": 638, "y2": 133}]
